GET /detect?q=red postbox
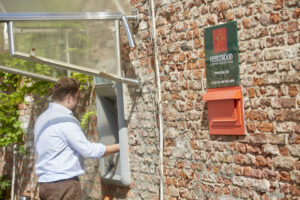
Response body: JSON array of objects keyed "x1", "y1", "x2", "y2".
[{"x1": 203, "y1": 86, "x2": 245, "y2": 135}]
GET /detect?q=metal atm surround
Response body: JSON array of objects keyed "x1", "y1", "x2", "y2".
[{"x1": 95, "y1": 80, "x2": 130, "y2": 186}]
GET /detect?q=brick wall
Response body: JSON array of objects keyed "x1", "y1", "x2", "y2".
[
  {"x1": 1, "y1": 0, "x2": 299, "y2": 199},
  {"x1": 126, "y1": 0, "x2": 300, "y2": 199}
]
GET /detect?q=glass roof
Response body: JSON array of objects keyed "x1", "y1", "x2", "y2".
[
  {"x1": 0, "y1": 0, "x2": 131, "y2": 14},
  {"x1": 0, "y1": 1, "x2": 140, "y2": 86},
  {"x1": 12, "y1": 20, "x2": 120, "y2": 77},
  {"x1": 0, "y1": 22, "x2": 66, "y2": 81}
]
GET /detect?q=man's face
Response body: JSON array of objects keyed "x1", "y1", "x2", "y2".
[{"x1": 69, "y1": 90, "x2": 80, "y2": 111}]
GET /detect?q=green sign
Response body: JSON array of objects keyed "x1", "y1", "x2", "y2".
[{"x1": 204, "y1": 21, "x2": 239, "y2": 88}]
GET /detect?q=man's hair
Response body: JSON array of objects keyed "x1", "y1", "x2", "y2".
[{"x1": 51, "y1": 77, "x2": 80, "y2": 101}]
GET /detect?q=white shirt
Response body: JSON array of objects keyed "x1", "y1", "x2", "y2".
[{"x1": 34, "y1": 103, "x2": 106, "y2": 182}]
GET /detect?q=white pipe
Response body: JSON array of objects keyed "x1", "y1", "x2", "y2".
[
  {"x1": 3, "y1": 23, "x2": 9, "y2": 50},
  {"x1": 64, "y1": 32, "x2": 71, "y2": 77},
  {"x1": 11, "y1": 144, "x2": 16, "y2": 200},
  {"x1": 150, "y1": 1, "x2": 164, "y2": 200}
]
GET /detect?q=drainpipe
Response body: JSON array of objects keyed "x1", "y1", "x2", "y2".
[
  {"x1": 150, "y1": 1, "x2": 164, "y2": 200},
  {"x1": 11, "y1": 144, "x2": 16, "y2": 200}
]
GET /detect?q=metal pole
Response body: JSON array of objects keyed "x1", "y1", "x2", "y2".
[
  {"x1": 7, "y1": 21, "x2": 14, "y2": 56},
  {"x1": 115, "y1": 20, "x2": 121, "y2": 77},
  {"x1": 0, "y1": 12, "x2": 138, "y2": 22},
  {"x1": 12, "y1": 51, "x2": 141, "y2": 86},
  {"x1": 121, "y1": 16, "x2": 135, "y2": 48},
  {"x1": 0, "y1": 65, "x2": 58, "y2": 82},
  {"x1": 65, "y1": 32, "x2": 71, "y2": 77}
]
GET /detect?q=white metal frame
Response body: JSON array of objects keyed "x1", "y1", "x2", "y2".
[
  {"x1": 0, "y1": 12, "x2": 141, "y2": 86},
  {"x1": 0, "y1": 64, "x2": 58, "y2": 82}
]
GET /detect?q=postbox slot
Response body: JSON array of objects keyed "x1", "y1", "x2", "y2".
[{"x1": 208, "y1": 99, "x2": 238, "y2": 126}]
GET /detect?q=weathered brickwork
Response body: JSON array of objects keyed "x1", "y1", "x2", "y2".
[
  {"x1": 0, "y1": 0, "x2": 299, "y2": 199},
  {"x1": 126, "y1": 0, "x2": 299, "y2": 199}
]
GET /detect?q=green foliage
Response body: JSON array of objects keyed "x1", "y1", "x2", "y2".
[
  {"x1": 71, "y1": 72, "x2": 93, "y2": 90},
  {"x1": 71, "y1": 72, "x2": 95, "y2": 130},
  {"x1": 0, "y1": 53, "x2": 94, "y2": 151},
  {"x1": 0, "y1": 71, "x2": 52, "y2": 151},
  {"x1": 0, "y1": 175, "x2": 10, "y2": 199},
  {"x1": 80, "y1": 111, "x2": 96, "y2": 130}
]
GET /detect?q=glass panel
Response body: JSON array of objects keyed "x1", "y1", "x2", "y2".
[
  {"x1": 0, "y1": 52, "x2": 67, "y2": 78},
  {"x1": 0, "y1": 23, "x2": 8, "y2": 52},
  {"x1": 0, "y1": 0, "x2": 131, "y2": 14},
  {"x1": 13, "y1": 20, "x2": 120, "y2": 77}
]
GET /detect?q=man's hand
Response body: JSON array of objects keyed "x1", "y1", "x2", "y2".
[{"x1": 103, "y1": 144, "x2": 120, "y2": 157}]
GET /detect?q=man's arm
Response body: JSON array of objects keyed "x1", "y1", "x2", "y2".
[{"x1": 103, "y1": 144, "x2": 120, "y2": 157}]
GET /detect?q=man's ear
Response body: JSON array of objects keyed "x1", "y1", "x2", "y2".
[{"x1": 64, "y1": 93, "x2": 72, "y2": 103}]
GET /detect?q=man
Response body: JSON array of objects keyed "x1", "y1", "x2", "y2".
[{"x1": 34, "y1": 77, "x2": 119, "y2": 200}]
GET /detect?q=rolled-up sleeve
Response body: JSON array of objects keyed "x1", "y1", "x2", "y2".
[{"x1": 59, "y1": 122, "x2": 106, "y2": 158}]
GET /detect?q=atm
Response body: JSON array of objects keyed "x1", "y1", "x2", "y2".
[{"x1": 95, "y1": 77, "x2": 131, "y2": 186}]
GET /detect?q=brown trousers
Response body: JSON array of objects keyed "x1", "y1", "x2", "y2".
[{"x1": 39, "y1": 177, "x2": 81, "y2": 200}]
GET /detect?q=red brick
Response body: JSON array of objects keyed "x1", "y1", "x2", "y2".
[
  {"x1": 257, "y1": 123, "x2": 274, "y2": 132},
  {"x1": 255, "y1": 155, "x2": 268, "y2": 166},
  {"x1": 280, "y1": 171, "x2": 291, "y2": 182},
  {"x1": 292, "y1": 186, "x2": 300, "y2": 196},
  {"x1": 166, "y1": 177, "x2": 173, "y2": 186},
  {"x1": 201, "y1": 6, "x2": 209, "y2": 15},
  {"x1": 242, "y1": 18, "x2": 251, "y2": 29},
  {"x1": 253, "y1": 77, "x2": 265, "y2": 86},
  {"x1": 234, "y1": 154, "x2": 245, "y2": 164},
  {"x1": 232, "y1": 187, "x2": 239, "y2": 197},
  {"x1": 287, "y1": 21, "x2": 299, "y2": 32},
  {"x1": 279, "y1": 147, "x2": 290, "y2": 156},
  {"x1": 247, "y1": 110, "x2": 267, "y2": 121},
  {"x1": 207, "y1": 15, "x2": 216, "y2": 25},
  {"x1": 246, "y1": 122, "x2": 256, "y2": 132},
  {"x1": 262, "y1": 168, "x2": 278, "y2": 180},
  {"x1": 201, "y1": 184, "x2": 207, "y2": 191},
  {"x1": 252, "y1": 169, "x2": 262, "y2": 178},
  {"x1": 292, "y1": 8, "x2": 300, "y2": 19},
  {"x1": 273, "y1": 0, "x2": 284, "y2": 10},
  {"x1": 247, "y1": 88, "x2": 256, "y2": 98},
  {"x1": 284, "y1": 110, "x2": 300, "y2": 121},
  {"x1": 234, "y1": 166, "x2": 242, "y2": 175},
  {"x1": 225, "y1": 11, "x2": 234, "y2": 21},
  {"x1": 246, "y1": 144, "x2": 261, "y2": 154},
  {"x1": 189, "y1": 21, "x2": 197, "y2": 30},
  {"x1": 217, "y1": 2, "x2": 229, "y2": 12},
  {"x1": 243, "y1": 166, "x2": 252, "y2": 176},
  {"x1": 236, "y1": 142, "x2": 246, "y2": 153},
  {"x1": 270, "y1": 13, "x2": 281, "y2": 24},
  {"x1": 295, "y1": 125, "x2": 300, "y2": 134},
  {"x1": 224, "y1": 187, "x2": 230, "y2": 194},
  {"x1": 288, "y1": 85, "x2": 298, "y2": 97},
  {"x1": 240, "y1": 189, "x2": 249, "y2": 199},
  {"x1": 281, "y1": 98, "x2": 296, "y2": 108},
  {"x1": 288, "y1": 33, "x2": 297, "y2": 45}
]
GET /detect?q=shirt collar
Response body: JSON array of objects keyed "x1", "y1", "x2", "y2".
[{"x1": 49, "y1": 102, "x2": 73, "y2": 115}]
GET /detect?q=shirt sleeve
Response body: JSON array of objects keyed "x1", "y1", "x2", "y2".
[{"x1": 58, "y1": 121, "x2": 106, "y2": 158}]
